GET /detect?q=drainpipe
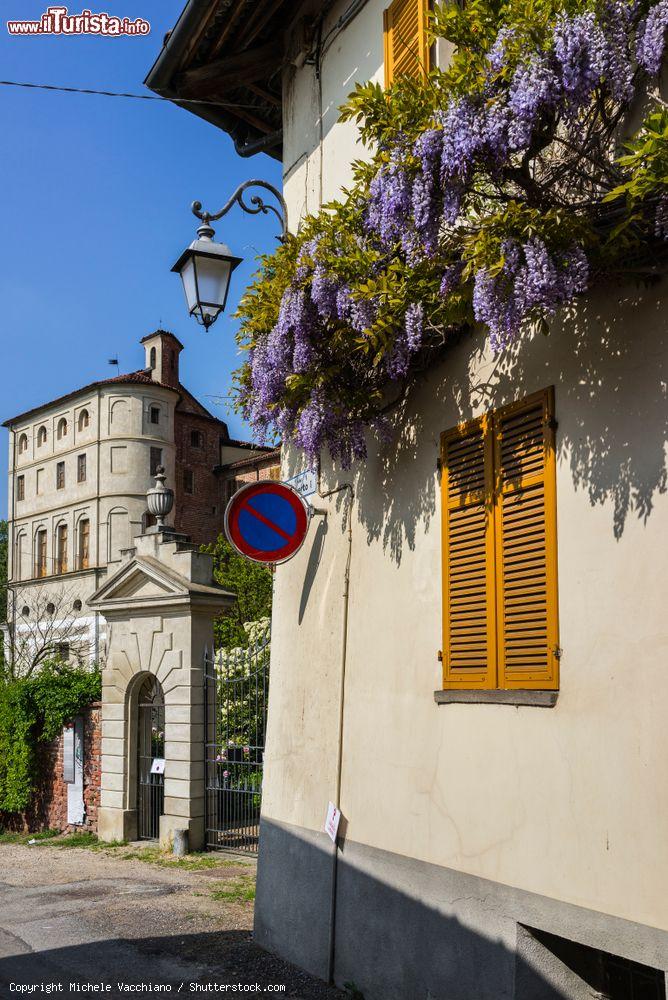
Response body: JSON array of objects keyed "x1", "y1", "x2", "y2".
[
  {"x1": 8, "y1": 428, "x2": 17, "y2": 672},
  {"x1": 315, "y1": 457, "x2": 354, "y2": 986},
  {"x1": 94, "y1": 387, "x2": 102, "y2": 663}
]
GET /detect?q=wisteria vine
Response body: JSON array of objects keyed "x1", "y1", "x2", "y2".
[{"x1": 235, "y1": 0, "x2": 668, "y2": 465}]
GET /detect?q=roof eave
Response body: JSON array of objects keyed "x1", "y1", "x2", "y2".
[{"x1": 144, "y1": 0, "x2": 284, "y2": 160}]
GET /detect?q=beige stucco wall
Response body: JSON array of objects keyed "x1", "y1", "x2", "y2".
[
  {"x1": 265, "y1": 0, "x2": 668, "y2": 937},
  {"x1": 265, "y1": 280, "x2": 668, "y2": 933}
]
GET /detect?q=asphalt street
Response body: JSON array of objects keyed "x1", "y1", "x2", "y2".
[{"x1": 0, "y1": 842, "x2": 344, "y2": 1000}]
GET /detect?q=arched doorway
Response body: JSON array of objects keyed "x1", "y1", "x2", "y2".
[{"x1": 136, "y1": 675, "x2": 165, "y2": 840}]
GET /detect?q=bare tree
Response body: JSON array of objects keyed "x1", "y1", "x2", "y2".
[{"x1": 4, "y1": 583, "x2": 92, "y2": 678}]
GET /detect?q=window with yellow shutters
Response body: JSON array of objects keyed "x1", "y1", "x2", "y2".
[
  {"x1": 440, "y1": 389, "x2": 559, "y2": 691},
  {"x1": 383, "y1": 0, "x2": 430, "y2": 88}
]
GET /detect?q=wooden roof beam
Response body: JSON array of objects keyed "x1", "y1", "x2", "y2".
[
  {"x1": 177, "y1": 40, "x2": 282, "y2": 95},
  {"x1": 237, "y1": 0, "x2": 289, "y2": 49}
]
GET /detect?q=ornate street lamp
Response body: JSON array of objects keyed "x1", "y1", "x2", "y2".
[{"x1": 172, "y1": 179, "x2": 288, "y2": 331}]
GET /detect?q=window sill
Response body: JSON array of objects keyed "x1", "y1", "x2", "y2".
[{"x1": 434, "y1": 689, "x2": 558, "y2": 707}]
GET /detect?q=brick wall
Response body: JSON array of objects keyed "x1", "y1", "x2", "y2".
[
  {"x1": 0, "y1": 702, "x2": 101, "y2": 834},
  {"x1": 173, "y1": 411, "x2": 226, "y2": 545},
  {"x1": 220, "y1": 452, "x2": 282, "y2": 508}
]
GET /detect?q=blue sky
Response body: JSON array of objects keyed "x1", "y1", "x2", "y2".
[{"x1": 0, "y1": 0, "x2": 283, "y2": 518}]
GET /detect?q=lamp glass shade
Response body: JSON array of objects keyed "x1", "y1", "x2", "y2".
[
  {"x1": 172, "y1": 236, "x2": 242, "y2": 329},
  {"x1": 180, "y1": 257, "x2": 198, "y2": 315}
]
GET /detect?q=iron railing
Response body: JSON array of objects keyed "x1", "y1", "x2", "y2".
[
  {"x1": 137, "y1": 676, "x2": 165, "y2": 840},
  {"x1": 204, "y1": 621, "x2": 270, "y2": 854}
]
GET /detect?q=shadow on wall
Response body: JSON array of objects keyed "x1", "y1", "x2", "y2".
[
  {"x1": 254, "y1": 818, "x2": 633, "y2": 1000},
  {"x1": 351, "y1": 280, "x2": 667, "y2": 562}
]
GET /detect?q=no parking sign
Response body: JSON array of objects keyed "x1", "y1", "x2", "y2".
[{"x1": 224, "y1": 480, "x2": 311, "y2": 564}]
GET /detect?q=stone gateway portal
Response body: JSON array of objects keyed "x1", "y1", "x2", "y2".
[{"x1": 89, "y1": 520, "x2": 234, "y2": 849}]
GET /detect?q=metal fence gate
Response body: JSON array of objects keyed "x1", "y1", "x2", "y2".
[
  {"x1": 204, "y1": 623, "x2": 270, "y2": 854},
  {"x1": 137, "y1": 675, "x2": 165, "y2": 840}
]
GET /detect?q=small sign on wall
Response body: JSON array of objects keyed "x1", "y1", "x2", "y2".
[
  {"x1": 63, "y1": 723, "x2": 75, "y2": 784},
  {"x1": 66, "y1": 717, "x2": 85, "y2": 826},
  {"x1": 324, "y1": 802, "x2": 341, "y2": 844},
  {"x1": 150, "y1": 758, "x2": 166, "y2": 775}
]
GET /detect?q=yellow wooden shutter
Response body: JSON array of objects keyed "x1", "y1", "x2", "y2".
[
  {"x1": 441, "y1": 416, "x2": 497, "y2": 688},
  {"x1": 493, "y1": 389, "x2": 559, "y2": 689},
  {"x1": 383, "y1": 0, "x2": 430, "y2": 88}
]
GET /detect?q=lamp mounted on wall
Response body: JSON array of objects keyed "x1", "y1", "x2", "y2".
[{"x1": 172, "y1": 179, "x2": 288, "y2": 331}]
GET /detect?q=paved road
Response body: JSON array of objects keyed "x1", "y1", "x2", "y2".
[{"x1": 0, "y1": 842, "x2": 344, "y2": 1000}]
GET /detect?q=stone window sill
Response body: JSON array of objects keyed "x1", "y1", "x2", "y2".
[{"x1": 434, "y1": 689, "x2": 558, "y2": 707}]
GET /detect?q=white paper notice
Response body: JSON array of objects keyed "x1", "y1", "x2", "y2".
[
  {"x1": 324, "y1": 802, "x2": 341, "y2": 844},
  {"x1": 150, "y1": 758, "x2": 166, "y2": 775}
]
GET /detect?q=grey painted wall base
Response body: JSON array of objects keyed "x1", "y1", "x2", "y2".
[
  {"x1": 255, "y1": 818, "x2": 668, "y2": 1000},
  {"x1": 255, "y1": 818, "x2": 336, "y2": 979}
]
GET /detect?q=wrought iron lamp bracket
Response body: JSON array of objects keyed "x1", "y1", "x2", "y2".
[{"x1": 191, "y1": 179, "x2": 288, "y2": 238}]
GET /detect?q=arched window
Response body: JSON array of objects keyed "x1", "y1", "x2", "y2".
[
  {"x1": 56, "y1": 523, "x2": 68, "y2": 574},
  {"x1": 73, "y1": 599, "x2": 82, "y2": 612},
  {"x1": 18, "y1": 433, "x2": 28, "y2": 454},
  {"x1": 77, "y1": 518, "x2": 90, "y2": 570},
  {"x1": 78, "y1": 409, "x2": 90, "y2": 432},
  {"x1": 37, "y1": 426, "x2": 47, "y2": 447},
  {"x1": 35, "y1": 528, "x2": 48, "y2": 577},
  {"x1": 150, "y1": 347, "x2": 157, "y2": 370},
  {"x1": 15, "y1": 532, "x2": 27, "y2": 581},
  {"x1": 57, "y1": 417, "x2": 68, "y2": 440}
]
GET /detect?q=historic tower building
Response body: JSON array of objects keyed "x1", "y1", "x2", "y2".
[{"x1": 2, "y1": 330, "x2": 278, "y2": 664}]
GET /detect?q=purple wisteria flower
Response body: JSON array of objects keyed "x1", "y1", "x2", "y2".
[
  {"x1": 368, "y1": 156, "x2": 412, "y2": 247},
  {"x1": 311, "y1": 265, "x2": 339, "y2": 319},
  {"x1": 637, "y1": 0, "x2": 668, "y2": 73},
  {"x1": 473, "y1": 239, "x2": 589, "y2": 350},
  {"x1": 553, "y1": 13, "x2": 606, "y2": 112},
  {"x1": 405, "y1": 302, "x2": 425, "y2": 352},
  {"x1": 439, "y1": 262, "x2": 465, "y2": 297},
  {"x1": 412, "y1": 128, "x2": 445, "y2": 248},
  {"x1": 386, "y1": 302, "x2": 426, "y2": 379},
  {"x1": 508, "y1": 56, "x2": 558, "y2": 149},
  {"x1": 598, "y1": 0, "x2": 634, "y2": 101},
  {"x1": 295, "y1": 394, "x2": 331, "y2": 457},
  {"x1": 487, "y1": 26, "x2": 515, "y2": 74}
]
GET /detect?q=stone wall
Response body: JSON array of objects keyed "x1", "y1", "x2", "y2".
[{"x1": 1, "y1": 701, "x2": 101, "y2": 834}]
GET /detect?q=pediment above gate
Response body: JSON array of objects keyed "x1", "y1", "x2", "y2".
[
  {"x1": 88, "y1": 553, "x2": 234, "y2": 615},
  {"x1": 106, "y1": 569, "x2": 174, "y2": 601}
]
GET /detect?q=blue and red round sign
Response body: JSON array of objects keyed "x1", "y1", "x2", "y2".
[{"x1": 224, "y1": 480, "x2": 310, "y2": 564}]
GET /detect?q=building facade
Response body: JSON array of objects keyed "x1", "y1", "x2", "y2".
[
  {"x1": 2, "y1": 329, "x2": 274, "y2": 665},
  {"x1": 149, "y1": 3, "x2": 668, "y2": 999}
]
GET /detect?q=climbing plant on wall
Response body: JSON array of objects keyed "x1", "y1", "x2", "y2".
[
  {"x1": 234, "y1": 0, "x2": 668, "y2": 464},
  {"x1": 0, "y1": 663, "x2": 101, "y2": 815}
]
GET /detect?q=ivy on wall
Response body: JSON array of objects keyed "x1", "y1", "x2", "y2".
[
  {"x1": 0, "y1": 664, "x2": 101, "y2": 814},
  {"x1": 234, "y1": 0, "x2": 668, "y2": 465}
]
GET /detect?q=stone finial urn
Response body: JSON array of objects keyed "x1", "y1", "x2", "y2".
[{"x1": 147, "y1": 466, "x2": 174, "y2": 529}]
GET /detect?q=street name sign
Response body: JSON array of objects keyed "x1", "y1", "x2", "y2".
[{"x1": 287, "y1": 467, "x2": 317, "y2": 498}]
